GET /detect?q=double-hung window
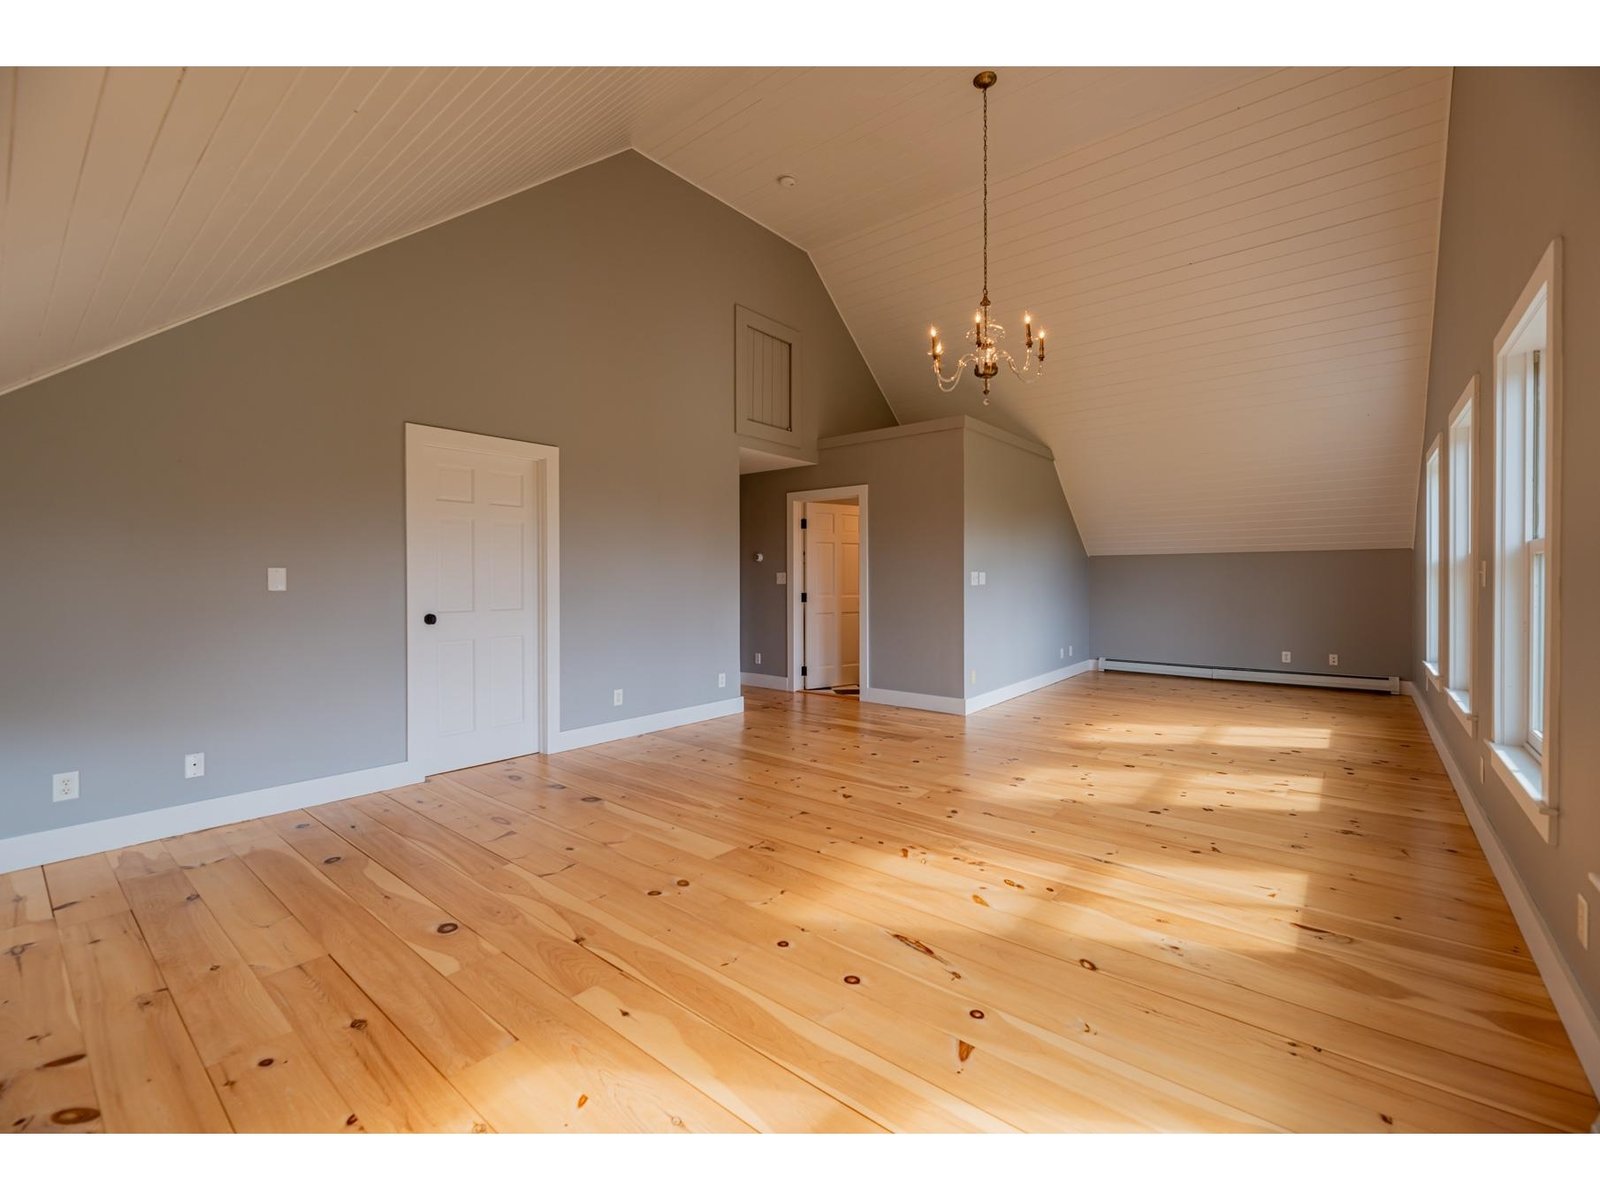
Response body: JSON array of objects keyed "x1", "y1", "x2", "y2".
[
  {"x1": 1490, "y1": 240, "x2": 1561, "y2": 839},
  {"x1": 1423, "y1": 437, "x2": 1442, "y2": 681},
  {"x1": 1445, "y1": 379, "x2": 1476, "y2": 730}
]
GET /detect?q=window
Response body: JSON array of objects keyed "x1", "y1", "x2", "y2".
[
  {"x1": 1423, "y1": 436, "x2": 1442, "y2": 680},
  {"x1": 1490, "y1": 240, "x2": 1561, "y2": 839},
  {"x1": 1445, "y1": 378, "x2": 1476, "y2": 730}
]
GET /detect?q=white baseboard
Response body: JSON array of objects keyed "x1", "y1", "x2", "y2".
[
  {"x1": 1102, "y1": 658, "x2": 1400, "y2": 694},
  {"x1": 740, "y1": 672, "x2": 791, "y2": 691},
  {"x1": 964, "y1": 659, "x2": 1097, "y2": 715},
  {"x1": 1407, "y1": 688, "x2": 1600, "y2": 1099},
  {"x1": 858, "y1": 687, "x2": 966, "y2": 715},
  {"x1": 0, "y1": 761, "x2": 423, "y2": 875},
  {"x1": 551, "y1": 697, "x2": 745, "y2": 753}
]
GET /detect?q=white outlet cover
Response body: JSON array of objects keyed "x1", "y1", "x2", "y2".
[
  {"x1": 53, "y1": 771, "x2": 79, "y2": 802},
  {"x1": 1068, "y1": 646, "x2": 1073, "y2": 657},
  {"x1": 1328, "y1": 653, "x2": 1339, "y2": 666},
  {"x1": 613, "y1": 689, "x2": 624, "y2": 706},
  {"x1": 970, "y1": 571, "x2": 980, "y2": 586},
  {"x1": 1281, "y1": 651, "x2": 1292, "y2": 663},
  {"x1": 267, "y1": 566, "x2": 287, "y2": 591},
  {"x1": 718, "y1": 673, "x2": 727, "y2": 688},
  {"x1": 755, "y1": 652, "x2": 762, "y2": 665},
  {"x1": 978, "y1": 571, "x2": 986, "y2": 585},
  {"x1": 184, "y1": 752, "x2": 205, "y2": 779},
  {"x1": 776, "y1": 572, "x2": 786, "y2": 585}
]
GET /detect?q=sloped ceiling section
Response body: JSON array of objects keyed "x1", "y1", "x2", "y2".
[
  {"x1": 0, "y1": 66, "x2": 1448, "y2": 554},
  {"x1": 642, "y1": 67, "x2": 1451, "y2": 555}
]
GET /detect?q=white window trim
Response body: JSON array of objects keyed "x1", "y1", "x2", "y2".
[
  {"x1": 1422, "y1": 434, "x2": 1443, "y2": 683},
  {"x1": 1489, "y1": 239, "x2": 1562, "y2": 843},
  {"x1": 1444, "y1": 376, "x2": 1477, "y2": 736}
]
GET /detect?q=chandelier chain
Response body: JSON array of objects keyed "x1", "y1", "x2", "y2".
[{"x1": 981, "y1": 82, "x2": 988, "y2": 303}]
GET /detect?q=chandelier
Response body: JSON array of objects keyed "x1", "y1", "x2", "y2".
[{"x1": 927, "y1": 70, "x2": 1045, "y2": 405}]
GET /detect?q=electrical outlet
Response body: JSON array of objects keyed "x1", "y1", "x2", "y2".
[
  {"x1": 1281, "y1": 651, "x2": 1292, "y2": 664},
  {"x1": 1068, "y1": 645, "x2": 1073, "y2": 658},
  {"x1": 184, "y1": 752, "x2": 205, "y2": 779},
  {"x1": 53, "y1": 771, "x2": 79, "y2": 802},
  {"x1": 612, "y1": 689, "x2": 623, "y2": 707},
  {"x1": 776, "y1": 572, "x2": 786, "y2": 585},
  {"x1": 1060, "y1": 647, "x2": 1065, "y2": 660},
  {"x1": 1328, "y1": 653, "x2": 1339, "y2": 667},
  {"x1": 970, "y1": 571, "x2": 980, "y2": 586},
  {"x1": 755, "y1": 652, "x2": 762, "y2": 665},
  {"x1": 718, "y1": 673, "x2": 726, "y2": 688},
  {"x1": 970, "y1": 668, "x2": 977, "y2": 685},
  {"x1": 978, "y1": 571, "x2": 986, "y2": 585},
  {"x1": 1579, "y1": 894, "x2": 1590, "y2": 950},
  {"x1": 267, "y1": 566, "x2": 287, "y2": 592}
]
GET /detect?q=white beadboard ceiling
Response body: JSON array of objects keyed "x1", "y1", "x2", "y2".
[{"x1": 0, "y1": 66, "x2": 1448, "y2": 554}]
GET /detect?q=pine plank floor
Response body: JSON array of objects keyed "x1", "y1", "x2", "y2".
[{"x1": 3, "y1": 673, "x2": 1596, "y2": 1132}]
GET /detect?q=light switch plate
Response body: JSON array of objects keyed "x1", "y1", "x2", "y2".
[
  {"x1": 978, "y1": 571, "x2": 986, "y2": 585},
  {"x1": 970, "y1": 571, "x2": 980, "y2": 586},
  {"x1": 267, "y1": 567, "x2": 287, "y2": 591}
]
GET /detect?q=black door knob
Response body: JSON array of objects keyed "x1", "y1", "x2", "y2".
[{"x1": 423, "y1": 613, "x2": 437, "y2": 625}]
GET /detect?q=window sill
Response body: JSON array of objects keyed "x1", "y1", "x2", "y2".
[
  {"x1": 1445, "y1": 688, "x2": 1476, "y2": 736},
  {"x1": 1423, "y1": 661, "x2": 1441, "y2": 690},
  {"x1": 1488, "y1": 741, "x2": 1553, "y2": 842}
]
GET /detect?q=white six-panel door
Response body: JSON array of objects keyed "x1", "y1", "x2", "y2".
[
  {"x1": 406, "y1": 426, "x2": 552, "y2": 774},
  {"x1": 803, "y1": 501, "x2": 861, "y2": 689}
]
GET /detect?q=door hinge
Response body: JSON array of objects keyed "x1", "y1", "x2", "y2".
[
  {"x1": 800, "y1": 518, "x2": 807, "y2": 530},
  {"x1": 801, "y1": 592, "x2": 807, "y2": 603}
]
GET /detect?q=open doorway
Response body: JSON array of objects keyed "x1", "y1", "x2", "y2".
[{"x1": 787, "y1": 485, "x2": 868, "y2": 697}]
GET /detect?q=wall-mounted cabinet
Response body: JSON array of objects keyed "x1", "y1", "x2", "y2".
[{"x1": 735, "y1": 304, "x2": 817, "y2": 473}]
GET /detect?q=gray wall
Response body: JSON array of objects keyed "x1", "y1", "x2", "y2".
[
  {"x1": 1410, "y1": 69, "x2": 1600, "y2": 1012},
  {"x1": 740, "y1": 422, "x2": 966, "y2": 698},
  {"x1": 963, "y1": 425, "x2": 1091, "y2": 697},
  {"x1": 1090, "y1": 550, "x2": 1414, "y2": 679},
  {"x1": 0, "y1": 150, "x2": 892, "y2": 841}
]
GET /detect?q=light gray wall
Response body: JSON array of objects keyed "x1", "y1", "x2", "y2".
[
  {"x1": 1410, "y1": 69, "x2": 1600, "y2": 1013},
  {"x1": 963, "y1": 425, "x2": 1090, "y2": 697},
  {"x1": 0, "y1": 150, "x2": 892, "y2": 841},
  {"x1": 740, "y1": 422, "x2": 966, "y2": 698},
  {"x1": 1089, "y1": 550, "x2": 1414, "y2": 679}
]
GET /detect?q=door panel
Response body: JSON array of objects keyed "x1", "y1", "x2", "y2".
[
  {"x1": 408, "y1": 434, "x2": 543, "y2": 772},
  {"x1": 803, "y1": 502, "x2": 860, "y2": 689}
]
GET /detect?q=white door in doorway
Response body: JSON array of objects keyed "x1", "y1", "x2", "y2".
[
  {"x1": 406, "y1": 426, "x2": 551, "y2": 774},
  {"x1": 803, "y1": 501, "x2": 861, "y2": 689}
]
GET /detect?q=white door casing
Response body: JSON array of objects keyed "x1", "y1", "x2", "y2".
[
  {"x1": 802, "y1": 502, "x2": 860, "y2": 688},
  {"x1": 787, "y1": 484, "x2": 868, "y2": 693},
  {"x1": 406, "y1": 425, "x2": 559, "y2": 774}
]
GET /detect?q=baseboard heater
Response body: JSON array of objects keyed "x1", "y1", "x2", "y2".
[{"x1": 1099, "y1": 658, "x2": 1400, "y2": 695}]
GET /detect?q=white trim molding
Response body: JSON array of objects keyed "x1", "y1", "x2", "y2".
[
  {"x1": 0, "y1": 761, "x2": 423, "y2": 875},
  {"x1": 1406, "y1": 687, "x2": 1600, "y2": 1098},
  {"x1": 740, "y1": 672, "x2": 791, "y2": 691},
  {"x1": 965, "y1": 659, "x2": 1097, "y2": 715},
  {"x1": 1101, "y1": 659, "x2": 1400, "y2": 694},
  {"x1": 858, "y1": 687, "x2": 966, "y2": 715},
  {"x1": 550, "y1": 697, "x2": 745, "y2": 754},
  {"x1": 787, "y1": 483, "x2": 870, "y2": 694}
]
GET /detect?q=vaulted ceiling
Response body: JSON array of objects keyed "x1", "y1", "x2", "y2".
[{"x1": 0, "y1": 66, "x2": 1449, "y2": 554}]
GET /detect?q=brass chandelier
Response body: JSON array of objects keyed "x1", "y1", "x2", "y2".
[{"x1": 927, "y1": 70, "x2": 1045, "y2": 405}]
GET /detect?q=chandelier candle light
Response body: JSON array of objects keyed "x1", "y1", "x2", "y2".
[{"x1": 928, "y1": 70, "x2": 1045, "y2": 405}]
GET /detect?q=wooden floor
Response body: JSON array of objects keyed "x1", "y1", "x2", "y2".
[{"x1": 4, "y1": 673, "x2": 1596, "y2": 1132}]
